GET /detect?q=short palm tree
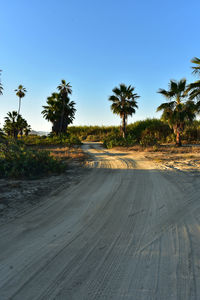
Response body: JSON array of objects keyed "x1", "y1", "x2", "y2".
[
  {"x1": 15, "y1": 85, "x2": 27, "y2": 115},
  {"x1": 57, "y1": 80, "x2": 72, "y2": 134},
  {"x1": 185, "y1": 57, "x2": 200, "y2": 102},
  {"x1": 4, "y1": 111, "x2": 19, "y2": 138},
  {"x1": 109, "y1": 83, "x2": 139, "y2": 138},
  {"x1": 157, "y1": 79, "x2": 196, "y2": 146}
]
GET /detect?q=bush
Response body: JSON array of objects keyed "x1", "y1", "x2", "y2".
[
  {"x1": 68, "y1": 125, "x2": 119, "y2": 141},
  {"x1": 127, "y1": 118, "x2": 171, "y2": 143},
  {"x1": 0, "y1": 140, "x2": 65, "y2": 178},
  {"x1": 140, "y1": 129, "x2": 158, "y2": 147},
  {"x1": 68, "y1": 134, "x2": 82, "y2": 145},
  {"x1": 103, "y1": 133, "x2": 137, "y2": 149}
]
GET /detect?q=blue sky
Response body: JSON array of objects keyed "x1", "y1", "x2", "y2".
[{"x1": 0, "y1": 0, "x2": 199, "y2": 131}]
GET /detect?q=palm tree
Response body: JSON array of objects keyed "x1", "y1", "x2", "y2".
[
  {"x1": 157, "y1": 79, "x2": 196, "y2": 146},
  {"x1": 185, "y1": 57, "x2": 200, "y2": 102},
  {"x1": 4, "y1": 111, "x2": 19, "y2": 138},
  {"x1": 57, "y1": 80, "x2": 72, "y2": 134},
  {"x1": 109, "y1": 83, "x2": 139, "y2": 138},
  {"x1": 0, "y1": 70, "x2": 3, "y2": 96},
  {"x1": 42, "y1": 91, "x2": 76, "y2": 135},
  {"x1": 15, "y1": 85, "x2": 27, "y2": 115}
]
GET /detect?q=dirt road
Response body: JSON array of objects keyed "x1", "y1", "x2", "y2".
[{"x1": 1, "y1": 143, "x2": 200, "y2": 299}]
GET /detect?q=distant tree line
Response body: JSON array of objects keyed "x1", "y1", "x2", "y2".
[
  {"x1": 0, "y1": 56, "x2": 200, "y2": 146},
  {"x1": 0, "y1": 77, "x2": 76, "y2": 139}
]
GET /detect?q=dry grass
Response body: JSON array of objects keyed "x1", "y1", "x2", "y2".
[
  {"x1": 114, "y1": 144, "x2": 200, "y2": 153},
  {"x1": 141, "y1": 145, "x2": 200, "y2": 171},
  {"x1": 113, "y1": 144, "x2": 200, "y2": 171},
  {"x1": 35, "y1": 146, "x2": 88, "y2": 163}
]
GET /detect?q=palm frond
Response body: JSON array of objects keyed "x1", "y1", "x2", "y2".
[
  {"x1": 157, "y1": 89, "x2": 172, "y2": 99},
  {"x1": 191, "y1": 57, "x2": 200, "y2": 75}
]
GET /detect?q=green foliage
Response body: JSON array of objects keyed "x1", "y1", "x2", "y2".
[
  {"x1": 68, "y1": 120, "x2": 173, "y2": 148},
  {"x1": 22, "y1": 133, "x2": 82, "y2": 146},
  {"x1": 140, "y1": 129, "x2": 158, "y2": 147},
  {"x1": 103, "y1": 133, "x2": 137, "y2": 149},
  {"x1": 68, "y1": 125, "x2": 119, "y2": 141},
  {"x1": 186, "y1": 57, "x2": 200, "y2": 102},
  {"x1": 0, "y1": 140, "x2": 65, "y2": 178},
  {"x1": 182, "y1": 120, "x2": 200, "y2": 142},
  {"x1": 3, "y1": 111, "x2": 31, "y2": 138},
  {"x1": 127, "y1": 118, "x2": 171, "y2": 143},
  {"x1": 157, "y1": 79, "x2": 196, "y2": 146}
]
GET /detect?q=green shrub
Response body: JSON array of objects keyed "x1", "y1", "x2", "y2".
[
  {"x1": 68, "y1": 134, "x2": 82, "y2": 145},
  {"x1": 127, "y1": 118, "x2": 171, "y2": 143},
  {"x1": 68, "y1": 125, "x2": 119, "y2": 141},
  {"x1": 140, "y1": 129, "x2": 158, "y2": 147},
  {"x1": 103, "y1": 133, "x2": 137, "y2": 149},
  {"x1": 0, "y1": 140, "x2": 65, "y2": 178}
]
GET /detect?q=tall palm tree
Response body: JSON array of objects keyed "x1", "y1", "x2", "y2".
[
  {"x1": 57, "y1": 80, "x2": 72, "y2": 134},
  {"x1": 157, "y1": 79, "x2": 196, "y2": 146},
  {"x1": 185, "y1": 57, "x2": 200, "y2": 102},
  {"x1": 109, "y1": 83, "x2": 139, "y2": 138},
  {"x1": 0, "y1": 70, "x2": 3, "y2": 96},
  {"x1": 15, "y1": 85, "x2": 27, "y2": 115}
]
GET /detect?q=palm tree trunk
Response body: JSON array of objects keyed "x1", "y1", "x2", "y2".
[
  {"x1": 59, "y1": 98, "x2": 65, "y2": 134},
  {"x1": 176, "y1": 130, "x2": 182, "y2": 147},
  {"x1": 14, "y1": 129, "x2": 18, "y2": 139},
  {"x1": 18, "y1": 97, "x2": 21, "y2": 115},
  {"x1": 122, "y1": 114, "x2": 126, "y2": 138}
]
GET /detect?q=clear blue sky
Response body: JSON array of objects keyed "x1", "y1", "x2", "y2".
[{"x1": 0, "y1": 0, "x2": 199, "y2": 131}]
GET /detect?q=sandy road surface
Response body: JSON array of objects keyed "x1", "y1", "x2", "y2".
[{"x1": 1, "y1": 143, "x2": 200, "y2": 299}]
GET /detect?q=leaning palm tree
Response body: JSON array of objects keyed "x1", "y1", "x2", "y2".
[
  {"x1": 57, "y1": 80, "x2": 72, "y2": 134},
  {"x1": 15, "y1": 85, "x2": 27, "y2": 115},
  {"x1": 0, "y1": 70, "x2": 3, "y2": 95},
  {"x1": 185, "y1": 57, "x2": 200, "y2": 102},
  {"x1": 157, "y1": 79, "x2": 196, "y2": 146},
  {"x1": 109, "y1": 83, "x2": 139, "y2": 138}
]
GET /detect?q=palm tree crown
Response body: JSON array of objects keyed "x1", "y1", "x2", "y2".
[
  {"x1": 57, "y1": 80, "x2": 72, "y2": 96},
  {"x1": 57, "y1": 80, "x2": 73, "y2": 134},
  {"x1": 109, "y1": 83, "x2": 139, "y2": 137},
  {"x1": 185, "y1": 57, "x2": 200, "y2": 102},
  {"x1": 15, "y1": 85, "x2": 27, "y2": 115},
  {"x1": 191, "y1": 57, "x2": 200, "y2": 75}
]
